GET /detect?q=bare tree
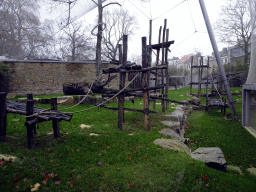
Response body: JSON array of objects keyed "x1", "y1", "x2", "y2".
[
  {"x1": 99, "y1": 8, "x2": 139, "y2": 61},
  {"x1": 56, "y1": 20, "x2": 93, "y2": 61},
  {"x1": 0, "y1": 0, "x2": 50, "y2": 59},
  {"x1": 215, "y1": 0, "x2": 252, "y2": 65}
]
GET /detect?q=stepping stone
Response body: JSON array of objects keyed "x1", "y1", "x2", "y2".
[
  {"x1": 227, "y1": 165, "x2": 242, "y2": 173},
  {"x1": 247, "y1": 168, "x2": 256, "y2": 176},
  {"x1": 191, "y1": 147, "x2": 226, "y2": 171},
  {"x1": 159, "y1": 128, "x2": 185, "y2": 143},
  {"x1": 153, "y1": 138, "x2": 191, "y2": 155},
  {"x1": 161, "y1": 121, "x2": 180, "y2": 129},
  {"x1": 164, "y1": 110, "x2": 185, "y2": 122},
  {"x1": 0, "y1": 154, "x2": 17, "y2": 162}
]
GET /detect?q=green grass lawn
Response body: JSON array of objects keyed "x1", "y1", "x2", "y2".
[{"x1": 1, "y1": 86, "x2": 256, "y2": 191}]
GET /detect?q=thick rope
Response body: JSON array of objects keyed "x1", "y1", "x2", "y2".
[{"x1": 29, "y1": 73, "x2": 139, "y2": 116}]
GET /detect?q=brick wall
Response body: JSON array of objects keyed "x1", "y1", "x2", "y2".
[{"x1": 4, "y1": 60, "x2": 125, "y2": 96}]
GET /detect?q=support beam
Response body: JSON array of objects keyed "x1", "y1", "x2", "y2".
[
  {"x1": 142, "y1": 36, "x2": 150, "y2": 131},
  {"x1": 51, "y1": 98, "x2": 60, "y2": 138},
  {"x1": 0, "y1": 92, "x2": 7, "y2": 142},
  {"x1": 26, "y1": 94, "x2": 35, "y2": 149}
]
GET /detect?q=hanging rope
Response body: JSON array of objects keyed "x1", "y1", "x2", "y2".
[{"x1": 30, "y1": 73, "x2": 140, "y2": 116}]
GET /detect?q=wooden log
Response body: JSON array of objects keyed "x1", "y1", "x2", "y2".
[
  {"x1": 206, "y1": 57, "x2": 210, "y2": 107},
  {"x1": 25, "y1": 118, "x2": 46, "y2": 126},
  {"x1": 165, "y1": 28, "x2": 170, "y2": 109},
  {"x1": 27, "y1": 94, "x2": 36, "y2": 134},
  {"x1": 99, "y1": 104, "x2": 157, "y2": 113},
  {"x1": 26, "y1": 98, "x2": 35, "y2": 149},
  {"x1": 161, "y1": 19, "x2": 167, "y2": 112},
  {"x1": 142, "y1": 36, "x2": 150, "y2": 131},
  {"x1": 118, "y1": 37, "x2": 127, "y2": 131},
  {"x1": 0, "y1": 92, "x2": 7, "y2": 142},
  {"x1": 190, "y1": 56, "x2": 193, "y2": 95},
  {"x1": 51, "y1": 98, "x2": 60, "y2": 138}
]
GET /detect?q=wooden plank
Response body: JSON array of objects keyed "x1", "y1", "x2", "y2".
[
  {"x1": 51, "y1": 98, "x2": 60, "y2": 138},
  {"x1": 151, "y1": 41, "x2": 175, "y2": 50},
  {"x1": 0, "y1": 92, "x2": 7, "y2": 142}
]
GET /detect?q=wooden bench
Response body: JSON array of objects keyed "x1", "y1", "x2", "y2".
[{"x1": 0, "y1": 93, "x2": 73, "y2": 148}]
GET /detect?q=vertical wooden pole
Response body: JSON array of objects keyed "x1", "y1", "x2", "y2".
[
  {"x1": 27, "y1": 94, "x2": 36, "y2": 134},
  {"x1": 26, "y1": 94, "x2": 35, "y2": 149},
  {"x1": 161, "y1": 19, "x2": 167, "y2": 112},
  {"x1": 0, "y1": 92, "x2": 7, "y2": 142},
  {"x1": 206, "y1": 57, "x2": 209, "y2": 108},
  {"x1": 190, "y1": 56, "x2": 193, "y2": 95},
  {"x1": 118, "y1": 36, "x2": 127, "y2": 131},
  {"x1": 142, "y1": 37, "x2": 150, "y2": 131},
  {"x1": 154, "y1": 26, "x2": 162, "y2": 110},
  {"x1": 165, "y1": 28, "x2": 170, "y2": 109},
  {"x1": 51, "y1": 97, "x2": 60, "y2": 138}
]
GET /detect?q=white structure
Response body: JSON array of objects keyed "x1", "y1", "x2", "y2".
[{"x1": 242, "y1": 0, "x2": 256, "y2": 130}]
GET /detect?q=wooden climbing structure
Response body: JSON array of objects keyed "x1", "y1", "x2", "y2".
[
  {"x1": 0, "y1": 92, "x2": 72, "y2": 148},
  {"x1": 101, "y1": 19, "x2": 185, "y2": 131}
]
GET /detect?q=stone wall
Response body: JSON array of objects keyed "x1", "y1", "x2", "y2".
[{"x1": 3, "y1": 60, "x2": 124, "y2": 96}]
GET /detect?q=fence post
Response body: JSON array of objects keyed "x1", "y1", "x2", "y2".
[
  {"x1": 0, "y1": 92, "x2": 7, "y2": 142},
  {"x1": 51, "y1": 97, "x2": 60, "y2": 138},
  {"x1": 26, "y1": 94, "x2": 35, "y2": 148}
]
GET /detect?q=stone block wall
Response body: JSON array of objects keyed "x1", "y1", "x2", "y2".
[{"x1": 4, "y1": 60, "x2": 126, "y2": 96}]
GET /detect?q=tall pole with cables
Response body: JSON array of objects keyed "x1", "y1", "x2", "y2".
[{"x1": 198, "y1": 0, "x2": 238, "y2": 119}]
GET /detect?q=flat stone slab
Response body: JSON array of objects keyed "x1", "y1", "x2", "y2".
[
  {"x1": 247, "y1": 168, "x2": 256, "y2": 176},
  {"x1": 191, "y1": 147, "x2": 226, "y2": 171},
  {"x1": 164, "y1": 110, "x2": 184, "y2": 122},
  {"x1": 77, "y1": 95, "x2": 96, "y2": 104},
  {"x1": 227, "y1": 165, "x2": 242, "y2": 173},
  {"x1": 161, "y1": 121, "x2": 180, "y2": 129},
  {"x1": 159, "y1": 128, "x2": 185, "y2": 143},
  {"x1": 58, "y1": 96, "x2": 74, "y2": 105},
  {"x1": 0, "y1": 154, "x2": 17, "y2": 162},
  {"x1": 153, "y1": 138, "x2": 191, "y2": 155}
]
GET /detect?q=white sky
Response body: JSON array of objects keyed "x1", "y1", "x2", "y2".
[{"x1": 42, "y1": 0, "x2": 225, "y2": 61}]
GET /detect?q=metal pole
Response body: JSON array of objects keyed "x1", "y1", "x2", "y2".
[{"x1": 198, "y1": 0, "x2": 238, "y2": 119}]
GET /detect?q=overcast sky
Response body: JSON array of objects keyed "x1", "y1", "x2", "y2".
[{"x1": 42, "y1": 0, "x2": 225, "y2": 60}]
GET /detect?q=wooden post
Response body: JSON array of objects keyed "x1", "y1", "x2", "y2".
[
  {"x1": 190, "y1": 56, "x2": 193, "y2": 95},
  {"x1": 27, "y1": 94, "x2": 36, "y2": 134},
  {"x1": 198, "y1": 57, "x2": 203, "y2": 98},
  {"x1": 51, "y1": 97, "x2": 60, "y2": 138},
  {"x1": 26, "y1": 95, "x2": 35, "y2": 149},
  {"x1": 154, "y1": 26, "x2": 162, "y2": 110},
  {"x1": 165, "y1": 28, "x2": 170, "y2": 109},
  {"x1": 142, "y1": 37, "x2": 150, "y2": 131},
  {"x1": 118, "y1": 36, "x2": 127, "y2": 131},
  {"x1": 206, "y1": 57, "x2": 209, "y2": 108},
  {"x1": 161, "y1": 19, "x2": 167, "y2": 112},
  {"x1": 0, "y1": 92, "x2": 7, "y2": 142}
]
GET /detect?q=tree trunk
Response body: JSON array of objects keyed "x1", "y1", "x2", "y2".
[{"x1": 96, "y1": 0, "x2": 103, "y2": 76}]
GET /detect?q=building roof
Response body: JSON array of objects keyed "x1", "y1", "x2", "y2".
[{"x1": 180, "y1": 54, "x2": 193, "y2": 63}]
